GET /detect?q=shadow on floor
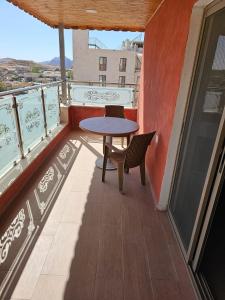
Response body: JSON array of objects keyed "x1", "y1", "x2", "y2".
[{"x1": 61, "y1": 138, "x2": 196, "y2": 300}]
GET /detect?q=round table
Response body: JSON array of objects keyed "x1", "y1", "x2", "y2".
[{"x1": 79, "y1": 117, "x2": 139, "y2": 170}]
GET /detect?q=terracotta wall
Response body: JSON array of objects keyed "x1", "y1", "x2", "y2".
[
  {"x1": 69, "y1": 105, "x2": 137, "y2": 128},
  {"x1": 138, "y1": 0, "x2": 196, "y2": 201}
]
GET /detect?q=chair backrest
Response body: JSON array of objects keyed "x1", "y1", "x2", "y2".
[
  {"x1": 125, "y1": 131, "x2": 156, "y2": 168},
  {"x1": 105, "y1": 105, "x2": 125, "y2": 118}
]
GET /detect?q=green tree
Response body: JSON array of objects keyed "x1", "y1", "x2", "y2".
[
  {"x1": 0, "y1": 81, "x2": 6, "y2": 92},
  {"x1": 67, "y1": 70, "x2": 73, "y2": 80},
  {"x1": 32, "y1": 66, "x2": 41, "y2": 73}
]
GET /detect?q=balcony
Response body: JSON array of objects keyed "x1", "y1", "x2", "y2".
[
  {"x1": 0, "y1": 127, "x2": 196, "y2": 299},
  {"x1": 0, "y1": 77, "x2": 196, "y2": 299},
  {"x1": 0, "y1": 0, "x2": 205, "y2": 298}
]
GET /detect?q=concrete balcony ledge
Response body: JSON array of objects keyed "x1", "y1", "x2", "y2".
[{"x1": 0, "y1": 123, "x2": 69, "y2": 215}]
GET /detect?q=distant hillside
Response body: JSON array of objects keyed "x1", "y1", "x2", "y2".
[
  {"x1": 0, "y1": 57, "x2": 73, "y2": 69},
  {"x1": 41, "y1": 57, "x2": 73, "y2": 69},
  {"x1": 0, "y1": 58, "x2": 52, "y2": 70}
]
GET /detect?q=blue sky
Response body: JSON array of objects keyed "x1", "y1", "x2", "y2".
[{"x1": 0, "y1": 1, "x2": 144, "y2": 62}]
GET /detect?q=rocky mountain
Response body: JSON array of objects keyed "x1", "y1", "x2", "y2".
[{"x1": 41, "y1": 57, "x2": 73, "y2": 69}]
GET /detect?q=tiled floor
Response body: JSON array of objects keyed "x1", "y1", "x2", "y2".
[{"x1": 0, "y1": 131, "x2": 197, "y2": 300}]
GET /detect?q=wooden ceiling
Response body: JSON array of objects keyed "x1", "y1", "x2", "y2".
[{"x1": 8, "y1": 0, "x2": 164, "y2": 31}]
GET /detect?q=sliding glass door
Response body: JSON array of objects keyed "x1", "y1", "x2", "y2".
[{"x1": 169, "y1": 7, "x2": 225, "y2": 253}]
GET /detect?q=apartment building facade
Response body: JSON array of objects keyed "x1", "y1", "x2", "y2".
[{"x1": 72, "y1": 30, "x2": 142, "y2": 86}]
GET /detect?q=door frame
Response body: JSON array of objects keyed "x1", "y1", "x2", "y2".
[
  {"x1": 192, "y1": 109, "x2": 225, "y2": 270},
  {"x1": 159, "y1": 0, "x2": 225, "y2": 261}
]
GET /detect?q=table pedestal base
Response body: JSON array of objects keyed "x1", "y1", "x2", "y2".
[{"x1": 96, "y1": 158, "x2": 117, "y2": 170}]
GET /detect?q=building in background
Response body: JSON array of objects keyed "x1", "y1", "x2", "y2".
[{"x1": 73, "y1": 30, "x2": 143, "y2": 86}]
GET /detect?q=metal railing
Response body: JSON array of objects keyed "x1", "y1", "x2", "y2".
[
  {"x1": 0, "y1": 79, "x2": 139, "y2": 178},
  {"x1": 0, "y1": 81, "x2": 61, "y2": 178}
]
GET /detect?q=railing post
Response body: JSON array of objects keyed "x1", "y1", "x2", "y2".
[
  {"x1": 41, "y1": 88, "x2": 48, "y2": 137},
  {"x1": 58, "y1": 84, "x2": 61, "y2": 123},
  {"x1": 12, "y1": 95, "x2": 25, "y2": 159},
  {"x1": 67, "y1": 82, "x2": 71, "y2": 102},
  {"x1": 58, "y1": 25, "x2": 67, "y2": 104}
]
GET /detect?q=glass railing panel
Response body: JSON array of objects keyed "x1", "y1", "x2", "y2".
[
  {"x1": 70, "y1": 84, "x2": 135, "y2": 107},
  {"x1": 44, "y1": 86, "x2": 60, "y2": 132},
  {"x1": 16, "y1": 89, "x2": 45, "y2": 154},
  {"x1": 0, "y1": 96, "x2": 20, "y2": 177}
]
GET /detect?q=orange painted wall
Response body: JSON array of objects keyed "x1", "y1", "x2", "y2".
[
  {"x1": 69, "y1": 105, "x2": 137, "y2": 128},
  {"x1": 138, "y1": 0, "x2": 196, "y2": 201}
]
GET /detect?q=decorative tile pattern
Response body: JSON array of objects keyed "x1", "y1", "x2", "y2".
[
  {"x1": 59, "y1": 144, "x2": 70, "y2": 160},
  {"x1": 38, "y1": 167, "x2": 55, "y2": 194},
  {"x1": 0, "y1": 209, "x2": 25, "y2": 264},
  {"x1": 35, "y1": 164, "x2": 62, "y2": 216},
  {"x1": 57, "y1": 142, "x2": 77, "y2": 170}
]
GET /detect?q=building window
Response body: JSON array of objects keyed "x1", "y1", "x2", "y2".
[
  {"x1": 135, "y1": 59, "x2": 141, "y2": 72},
  {"x1": 119, "y1": 58, "x2": 127, "y2": 72},
  {"x1": 99, "y1": 75, "x2": 106, "y2": 86},
  {"x1": 99, "y1": 57, "x2": 107, "y2": 71},
  {"x1": 136, "y1": 76, "x2": 140, "y2": 84},
  {"x1": 118, "y1": 76, "x2": 125, "y2": 87}
]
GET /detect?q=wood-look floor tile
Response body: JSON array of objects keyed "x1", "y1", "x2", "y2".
[
  {"x1": 122, "y1": 198, "x2": 142, "y2": 242},
  {"x1": 169, "y1": 244, "x2": 196, "y2": 300},
  {"x1": 31, "y1": 275, "x2": 67, "y2": 300},
  {"x1": 152, "y1": 279, "x2": 182, "y2": 300},
  {"x1": 41, "y1": 223, "x2": 80, "y2": 276},
  {"x1": 123, "y1": 239, "x2": 154, "y2": 300},
  {"x1": 94, "y1": 225, "x2": 123, "y2": 300},
  {"x1": 144, "y1": 223, "x2": 177, "y2": 280},
  {"x1": 61, "y1": 192, "x2": 87, "y2": 224},
  {"x1": 69, "y1": 170, "x2": 95, "y2": 192},
  {"x1": 157, "y1": 211, "x2": 177, "y2": 246},
  {"x1": 63, "y1": 225, "x2": 100, "y2": 300},
  {"x1": 102, "y1": 198, "x2": 122, "y2": 227},
  {"x1": 61, "y1": 191, "x2": 102, "y2": 225},
  {"x1": 11, "y1": 235, "x2": 53, "y2": 300}
]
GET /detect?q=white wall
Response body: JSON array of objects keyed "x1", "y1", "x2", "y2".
[{"x1": 73, "y1": 30, "x2": 139, "y2": 84}]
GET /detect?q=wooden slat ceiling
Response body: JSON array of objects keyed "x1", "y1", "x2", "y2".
[{"x1": 8, "y1": 0, "x2": 164, "y2": 32}]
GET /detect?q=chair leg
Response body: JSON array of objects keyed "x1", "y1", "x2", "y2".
[
  {"x1": 103, "y1": 136, "x2": 106, "y2": 154},
  {"x1": 124, "y1": 162, "x2": 129, "y2": 174},
  {"x1": 140, "y1": 161, "x2": 145, "y2": 185},
  {"x1": 127, "y1": 135, "x2": 130, "y2": 147},
  {"x1": 102, "y1": 147, "x2": 108, "y2": 182},
  {"x1": 118, "y1": 162, "x2": 124, "y2": 192}
]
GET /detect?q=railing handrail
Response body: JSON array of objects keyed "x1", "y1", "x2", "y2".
[
  {"x1": 0, "y1": 81, "x2": 63, "y2": 98},
  {"x1": 68, "y1": 80, "x2": 137, "y2": 87},
  {"x1": 0, "y1": 80, "x2": 139, "y2": 99}
]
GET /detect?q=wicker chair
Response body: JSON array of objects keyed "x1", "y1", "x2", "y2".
[
  {"x1": 102, "y1": 131, "x2": 156, "y2": 191},
  {"x1": 103, "y1": 105, "x2": 130, "y2": 151}
]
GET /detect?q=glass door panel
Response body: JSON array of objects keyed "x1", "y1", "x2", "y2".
[{"x1": 195, "y1": 153, "x2": 225, "y2": 299}]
